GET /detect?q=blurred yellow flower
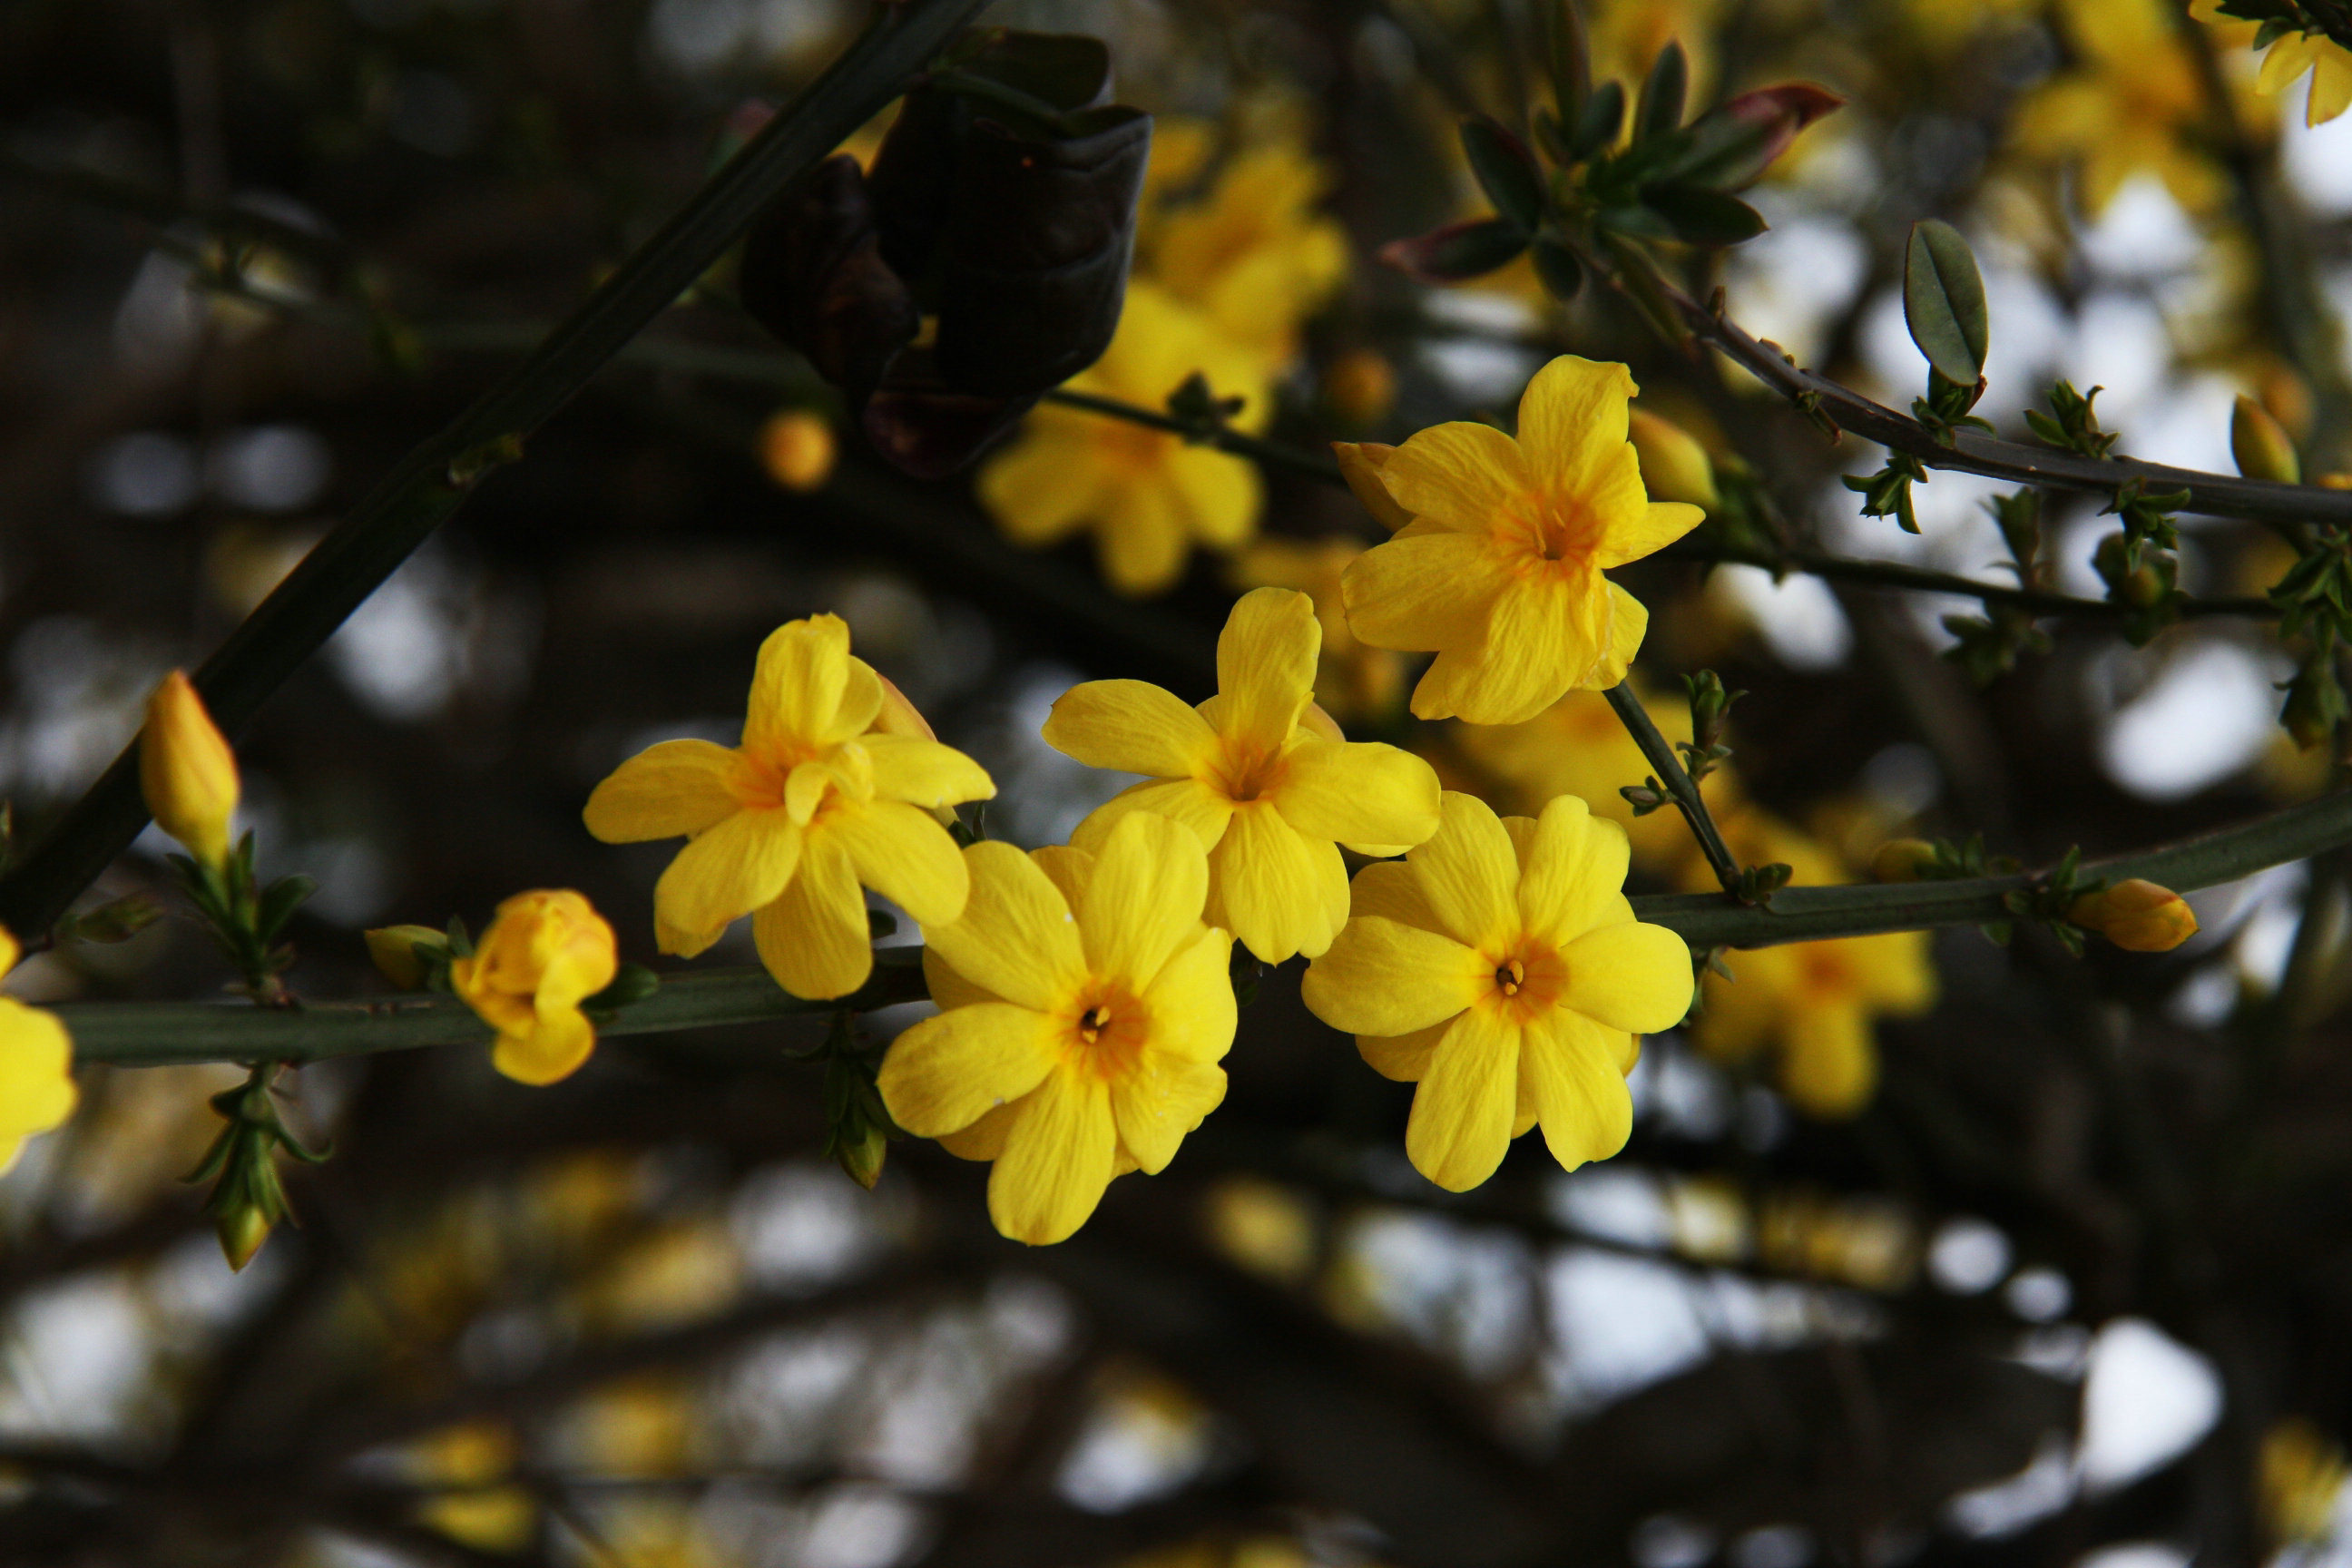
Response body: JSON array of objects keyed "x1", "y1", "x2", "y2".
[
  {"x1": 140, "y1": 670, "x2": 240, "y2": 869},
  {"x1": 451, "y1": 889, "x2": 619, "y2": 1086},
  {"x1": 878, "y1": 812, "x2": 1236, "y2": 1245},
  {"x1": 1340, "y1": 356, "x2": 1704, "y2": 725},
  {"x1": 978, "y1": 282, "x2": 1269, "y2": 597},
  {"x1": 1144, "y1": 139, "x2": 1349, "y2": 372},
  {"x1": 411, "y1": 1422, "x2": 536, "y2": 1554},
  {"x1": 584, "y1": 614, "x2": 994, "y2": 999},
  {"x1": 1228, "y1": 537, "x2": 1408, "y2": 720},
  {"x1": 1687, "y1": 811, "x2": 1936, "y2": 1118},
  {"x1": 1301, "y1": 791, "x2": 1691, "y2": 1191},
  {"x1": 2013, "y1": 0, "x2": 2233, "y2": 216},
  {"x1": 1451, "y1": 683, "x2": 1721, "y2": 869},
  {"x1": 0, "y1": 928, "x2": 76, "y2": 1174},
  {"x1": 2194, "y1": 0, "x2": 2352, "y2": 124},
  {"x1": 758, "y1": 407, "x2": 836, "y2": 491},
  {"x1": 2260, "y1": 1416, "x2": 2348, "y2": 1544},
  {"x1": 1046, "y1": 588, "x2": 1442, "y2": 962}
]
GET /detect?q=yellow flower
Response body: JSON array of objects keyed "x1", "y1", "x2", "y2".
[
  {"x1": 1339, "y1": 356, "x2": 1704, "y2": 725},
  {"x1": 411, "y1": 1422, "x2": 535, "y2": 1554},
  {"x1": 1450, "y1": 683, "x2": 1724, "y2": 869},
  {"x1": 0, "y1": 928, "x2": 76, "y2": 1174},
  {"x1": 758, "y1": 408, "x2": 836, "y2": 492},
  {"x1": 1627, "y1": 408, "x2": 1720, "y2": 511},
  {"x1": 1687, "y1": 810, "x2": 1935, "y2": 1118},
  {"x1": 878, "y1": 812, "x2": 1238, "y2": 1245},
  {"x1": 2195, "y1": 0, "x2": 2352, "y2": 124},
  {"x1": 2071, "y1": 878, "x2": 2200, "y2": 952},
  {"x1": 1144, "y1": 141, "x2": 1350, "y2": 370},
  {"x1": 1226, "y1": 538, "x2": 1408, "y2": 721},
  {"x1": 2012, "y1": 0, "x2": 2234, "y2": 216},
  {"x1": 1300, "y1": 791, "x2": 1692, "y2": 1191},
  {"x1": 140, "y1": 670, "x2": 240, "y2": 868},
  {"x1": 583, "y1": 614, "x2": 994, "y2": 999},
  {"x1": 451, "y1": 890, "x2": 620, "y2": 1086},
  {"x1": 1044, "y1": 588, "x2": 1443, "y2": 963},
  {"x1": 2260, "y1": 1416, "x2": 2348, "y2": 1545},
  {"x1": 977, "y1": 282, "x2": 1269, "y2": 597}
]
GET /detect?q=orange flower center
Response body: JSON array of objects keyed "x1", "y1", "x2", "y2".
[
  {"x1": 1480, "y1": 939, "x2": 1564, "y2": 1023},
  {"x1": 1207, "y1": 735, "x2": 1289, "y2": 805},
  {"x1": 1794, "y1": 944, "x2": 1856, "y2": 1002},
  {"x1": 1504, "y1": 490, "x2": 1603, "y2": 580},
  {"x1": 1064, "y1": 984, "x2": 1148, "y2": 1081},
  {"x1": 1097, "y1": 419, "x2": 1176, "y2": 478}
]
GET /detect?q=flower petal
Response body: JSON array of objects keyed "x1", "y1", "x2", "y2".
[
  {"x1": 1111, "y1": 1051, "x2": 1227, "y2": 1173},
  {"x1": 583, "y1": 740, "x2": 741, "y2": 843},
  {"x1": 1348, "y1": 859, "x2": 1445, "y2": 934},
  {"x1": 1044, "y1": 680, "x2": 1218, "y2": 777},
  {"x1": 1559, "y1": 921, "x2": 1693, "y2": 1033},
  {"x1": 746, "y1": 614, "x2": 856, "y2": 752},
  {"x1": 1587, "y1": 582, "x2": 1650, "y2": 691},
  {"x1": 1405, "y1": 1007, "x2": 1520, "y2": 1191},
  {"x1": 937, "y1": 1102, "x2": 1017, "y2": 1161},
  {"x1": 1139, "y1": 926, "x2": 1238, "y2": 1063},
  {"x1": 923, "y1": 945, "x2": 999, "y2": 1010},
  {"x1": 1358, "y1": 1018, "x2": 1445, "y2": 1082},
  {"x1": 1168, "y1": 443, "x2": 1261, "y2": 549},
  {"x1": 1515, "y1": 355, "x2": 1637, "y2": 494},
  {"x1": 492, "y1": 1009, "x2": 597, "y2": 1087},
  {"x1": 1418, "y1": 575, "x2": 1592, "y2": 726},
  {"x1": 1071, "y1": 778, "x2": 1235, "y2": 856},
  {"x1": 1778, "y1": 1001, "x2": 1877, "y2": 1118},
  {"x1": 652, "y1": 810, "x2": 800, "y2": 956},
  {"x1": 0, "y1": 1001, "x2": 76, "y2": 1145},
  {"x1": 1521, "y1": 1007, "x2": 1635, "y2": 1170},
  {"x1": 1380, "y1": 418, "x2": 1532, "y2": 532},
  {"x1": 1206, "y1": 801, "x2": 1348, "y2": 963},
  {"x1": 979, "y1": 434, "x2": 1108, "y2": 546},
  {"x1": 753, "y1": 834, "x2": 872, "y2": 1000},
  {"x1": 1595, "y1": 498, "x2": 1706, "y2": 571},
  {"x1": 1341, "y1": 532, "x2": 1509, "y2": 652},
  {"x1": 825, "y1": 799, "x2": 970, "y2": 926},
  {"x1": 1217, "y1": 587, "x2": 1318, "y2": 756},
  {"x1": 1407, "y1": 791, "x2": 1521, "y2": 950},
  {"x1": 1517, "y1": 795, "x2": 1632, "y2": 945},
  {"x1": 878, "y1": 1001, "x2": 1061, "y2": 1137},
  {"x1": 865, "y1": 735, "x2": 995, "y2": 808},
  {"x1": 1098, "y1": 479, "x2": 1191, "y2": 597},
  {"x1": 1080, "y1": 810, "x2": 1210, "y2": 986},
  {"x1": 989, "y1": 1064, "x2": 1117, "y2": 1245},
  {"x1": 1300, "y1": 916, "x2": 1483, "y2": 1036},
  {"x1": 1274, "y1": 737, "x2": 1441, "y2": 848},
  {"x1": 1333, "y1": 441, "x2": 1414, "y2": 532},
  {"x1": 925, "y1": 841, "x2": 1085, "y2": 1013}
]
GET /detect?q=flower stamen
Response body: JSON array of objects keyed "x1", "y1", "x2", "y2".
[{"x1": 1494, "y1": 956, "x2": 1525, "y2": 996}]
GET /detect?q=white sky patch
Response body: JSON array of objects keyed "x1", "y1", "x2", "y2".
[
  {"x1": 1927, "y1": 1217, "x2": 2013, "y2": 1295},
  {"x1": 2074, "y1": 1544, "x2": 2191, "y2": 1568},
  {"x1": 2118, "y1": 374, "x2": 2239, "y2": 483},
  {"x1": 1551, "y1": 1166, "x2": 1671, "y2": 1250},
  {"x1": 1724, "y1": 209, "x2": 1870, "y2": 369},
  {"x1": 2077, "y1": 177, "x2": 2204, "y2": 281},
  {"x1": 1947, "y1": 1429, "x2": 2076, "y2": 1538},
  {"x1": 2283, "y1": 79, "x2": 2352, "y2": 217},
  {"x1": 1710, "y1": 565, "x2": 1851, "y2": 670},
  {"x1": 2061, "y1": 293, "x2": 2174, "y2": 426},
  {"x1": 2077, "y1": 1318, "x2": 2222, "y2": 1494},
  {"x1": 2098, "y1": 639, "x2": 2284, "y2": 799}
]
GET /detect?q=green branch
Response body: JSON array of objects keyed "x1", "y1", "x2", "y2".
[
  {"x1": 62, "y1": 789, "x2": 2352, "y2": 1068},
  {"x1": 1038, "y1": 388, "x2": 1348, "y2": 485},
  {"x1": 0, "y1": 0, "x2": 990, "y2": 943},
  {"x1": 1603, "y1": 681, "x2": 1740, "y2": 891}
]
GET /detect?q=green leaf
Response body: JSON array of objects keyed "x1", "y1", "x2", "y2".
[
  {"x1": 1378, "y1": 218, "x2": 1530, "y2": 282},
  {"x1": 1635, "y1": 40, "x2": 1688, "y2": 142},
  {"x1": 1460, "y1": 116, "x2": 1544, "y2": 232},
  {"x1": 1903, "y1": 219, "x2": 1989, "y2": 386},
  {"x1": 1574, "y1": 80, "x2": 1625, "y2": 159},
  {"x1": 254, "y1": 875, "x2": 317, "y2": 945},
  {"x1": 1640, "y1": 183, "x2": 1767, "y2": 245},
  {"x1": 1530, "y1": 233, "x2": 1586, "y2": 299}
]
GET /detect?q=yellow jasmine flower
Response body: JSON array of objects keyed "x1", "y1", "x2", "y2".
[
  {"x1": 1144, "y1": 140, "x2": 1350, "y2": 370},
  {"x1": 1044, "y1": 588, "x2": 1443, "y2": 963},
  {"x1": 1450, "y1": 683, "x2": 1727, "y2": 870},
  {"x1": 1338, "y1": 356, "x2": 1705, "y2": 726},
  {"x1": 977, "y1": 282, "x2": 1270, "y2": 597},
  {"x1": 877, "y1": 812, "x2": 1238, "y2": 1245},
  {"x1": 1300, "y1": 791, "x2": 1692, "y2": 1191},
  {"x1": 1226, "y1": 538, "x2": 1408, "y2": 720},
  {"x1": 2012, "y1": 0, "x2": 2235, "y2": 217},
  {"x1": 583, "y1": 614, "x2": 994, "y2": 1000},
  {"x1": 451, "y1": 889, "x2": 620, "y2": 1086},
  {"x1": 0, "y1": 928, "x2": 76, "y2": 1174},
  {"x1": 2193, "y1": 0, "x2": 2352, "y2": 124},
  {"x1": 140, "y1": 670, "x2": 240, "y2": 869},
  {"x1": 1686, "y1": 809, "x2": 1936, "y2": 1118}
]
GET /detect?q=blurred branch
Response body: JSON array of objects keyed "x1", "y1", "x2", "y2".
[
  {"x1": 1664, "y1": 540, "x2": 2277, "y2": 622},
  {"x1": 59, "y1": 788, "x2": 2352, "y2": 1065},
  {"x1": 1038, "y1": 388, "x2": 1348, "y2": 485},
  {"x1": 0, "y1": 0, "x2": 993, "y2": 942}
]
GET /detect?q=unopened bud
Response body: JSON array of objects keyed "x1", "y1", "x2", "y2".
[
  {"x1": 835, "y1": 1122, "x2": 888, "y2": 1190},
  {"x1": 1630, "y1": 409, "x2": 1720, "y2": 510},
  {"x1": 1685, "y1": 83, "x2": 1844, "y2": 191},
  {"x1": 366, "y1": 924, "x2": 449, "y2": 990},
  {"x1": 219, "y1": 1203, "x2": 273, "y2": 1271},
  {"x1": 759, "y1": 409, "x2": 837, "y2": 492},
  {"x1": 2070, "y1": 879, "x2": 2200, "y2": 953},
  {"x1": 140, "y1": 671, "x2": 240, "y2": 870},
  {"x1": 1331, "y1": 442, "x2": 1414, "y2": 533},
  {"x1": 2232, "y1": 395, "x2": 2301, "y2": 485},
  {"x1": 1871, "y1": 838, "x2": 1938, "y2": 883},
  {"x1": 1322, "y1": 348, "x2": 1396, "y2": 427}
]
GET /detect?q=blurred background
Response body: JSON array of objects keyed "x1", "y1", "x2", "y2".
[{"x1": 5, "y1": 0, "x2": 2352, "y2": 1564}]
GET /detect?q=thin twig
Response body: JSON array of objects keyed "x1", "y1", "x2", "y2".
[
  {"x1": 1603, "y1": 681, "x2": 1740, "y2": 891},
  {"x1": 1038, "y1": 388, "x2": 1348, "y2": 485}
]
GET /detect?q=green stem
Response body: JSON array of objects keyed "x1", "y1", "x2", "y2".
[
  {"x1": 1038, "y1": 388, "x2": 1348, "y2": 485},
  {"x1": 65, "y1": 789, "x2": 2352, "y2": 1068},
  {"x1": 1603, "y1": 681, "x2": 1740, "y2": 892},
  {"x1": 1664, "y1": 541, "x2": 2277, "y2": 622},
  {"x1": 0, "y1": 0, "x2": 989, "y2": 943}
]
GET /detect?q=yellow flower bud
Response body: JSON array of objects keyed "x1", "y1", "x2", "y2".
[
  {"x1": 140, "y1": 671, "x2": 240, "y2": 869},
  {"x1": 1629, "y1": 408, "x2": 1720, "y2": 511},
  {"x1": 1330, "y1": 440, "x2": 1414, "y2": 533},
  {"x1": 2070, "y1": 878, "x2": 2200, "y2": 953},
  {"x1": 2232, "y1": 395, "x2": 2301, "y2": 485},
  {"x1": 1870, "y1": 838, "x2": 1938, "y2": 883},
  {"x1": 218, "y1": 1204, "x2": 273, "y2": 1272},
  {"x1": 759, "y1": 409, "x2": 836, "y2": 492},
  {"x1": 450, "y1": 890, "x2": 620, "y2": 1086},
  {"x1": 1321, "y1": 348, "x2": 1396, "y2": 426},
  {"x1": 365, "y1": 925, "x2": 448, "y2": 990}
]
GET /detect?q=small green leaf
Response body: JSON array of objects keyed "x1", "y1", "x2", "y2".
[
  {"x1": 1460, "y1": 116, "x2": 1544, "y2": 232},
  {"x1": 1903, "y1": 219, "x2": 1989, "y2": 385},
  {"x1": 1530, "y1": 233, "x2": 1586, "y2": 300},
  {"x1": 1574, "y1": 80, "x2": 1626, "y2": 159},
  {"x1": 1635, "y1": 40, "x2": 1688, "y2": 142},
  {"x1": 1378, "y1": 218, "x2": 1529, "y2": 282},
  {"x1": 1641, "y1": 183, "x2": 1767, "y2": 245}
]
